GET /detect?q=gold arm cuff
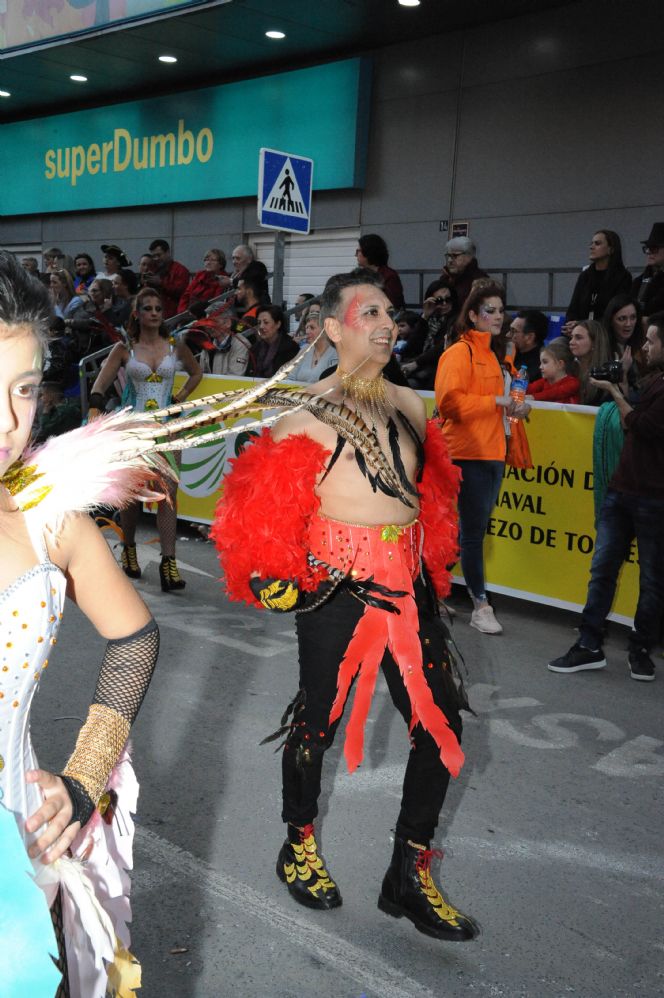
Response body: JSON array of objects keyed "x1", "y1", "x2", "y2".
[{"x1": 63, "y1": 703, "x2": 131, "y2": 805}]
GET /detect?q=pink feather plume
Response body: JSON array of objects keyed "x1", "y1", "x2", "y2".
[{"x1": 12, "y1": 410, "x2": 175, "y2": 534}]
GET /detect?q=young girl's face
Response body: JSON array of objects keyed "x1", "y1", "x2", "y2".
[
  {"x1": 0, "y1": 325, "x2": 42, "y2": 477},
  {"x1": 540, "y1": 349, "x2": 564, "y2": 382}
]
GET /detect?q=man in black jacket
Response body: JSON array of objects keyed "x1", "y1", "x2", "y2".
[
  {"x1": 548, "y1": 312, "x2": 664, "y2": 682},
  {"x1": 220, "y1": 243, "x2": 270, "y2": 300},
  {"x1": 632, "y1": 223, "x2": 664, "y2": 321},
  {"x1": 510, "y1": 309, "x2": 549, "y2": 383},
  {"x1": 401, "y1": 280, "x2": 458, "y2": 389},
  {"x1": 439, "y1": 237, "x2": 489, "y2": 310}
]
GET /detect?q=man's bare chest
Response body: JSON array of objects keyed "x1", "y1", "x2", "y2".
[{"x1": 314, "y1": 409, "x2": 423, "y2": 506}]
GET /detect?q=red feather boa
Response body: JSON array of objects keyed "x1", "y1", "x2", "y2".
[
  {"x1": 418, "y1": 420, "x2": 461, "y2": 599},
  {"x1": 211, "y1": 431, "x2": 330, "y2": 607}
]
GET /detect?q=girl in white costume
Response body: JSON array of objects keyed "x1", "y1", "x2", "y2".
[
  {"x1": 88, "y1": 286, "x2": 201, "y2": 590},
  {"x1": 0, "y1": 251, "x2": 166, "y2": 996}
]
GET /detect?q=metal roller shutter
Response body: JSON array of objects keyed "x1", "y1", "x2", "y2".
[{"x1": 252, "y1": 228, "x2": 360, "y2": 310}]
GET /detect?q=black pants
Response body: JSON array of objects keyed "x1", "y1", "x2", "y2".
[{"x1": 281, "y1": 577, "x2": 463, "y2": 844}]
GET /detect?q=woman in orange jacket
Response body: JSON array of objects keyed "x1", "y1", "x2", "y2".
[{"x1": 435, "y1": 281, "x2": 529, "y2": 634}]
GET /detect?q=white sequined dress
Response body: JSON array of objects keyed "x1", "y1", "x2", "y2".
[
  {"x1": 0, "y1": 515, "x2": 139, "y2": 998},
  {"x1": 125, "y1": 343, "x2": 179, "y2": 413},
  {"x1": 0, "y1": 522, "x2": 66, "y2": 842}
]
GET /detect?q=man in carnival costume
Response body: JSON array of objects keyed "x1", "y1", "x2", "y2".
[{"x1": 212, "y1": 269, "x2": 478, "y2": 941}]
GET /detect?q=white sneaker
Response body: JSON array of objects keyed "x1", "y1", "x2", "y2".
[{"x1": 470, "y1": 605, "x2": 503, "y2": 635}]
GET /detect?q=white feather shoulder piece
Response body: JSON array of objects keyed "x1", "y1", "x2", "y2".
[{"x1": 1, "y1": 409, "x2": 174, "y2": 535}]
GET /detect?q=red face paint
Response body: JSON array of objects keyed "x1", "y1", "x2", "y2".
[{"x1": 343, "y1": 293, "x2": 363, "y2": 330}]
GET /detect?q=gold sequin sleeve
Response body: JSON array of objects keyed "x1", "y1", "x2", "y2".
[
  {"x1": 62, "y1": 704, "x2": 131, "y2": 805},
  {"x1": 62, "y1": 619, "x2": 159, "y2": 813}
]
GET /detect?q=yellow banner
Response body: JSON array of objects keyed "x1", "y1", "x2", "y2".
[
  {"x1": 173, "y1": 377, "x2": 637, "y2": 624},
  {"x1": 172, "y1": 374, "x2": 259, "y2": 523},
  {"x1": 472, "y1": 404, "x2": 637, "y2": 624}
]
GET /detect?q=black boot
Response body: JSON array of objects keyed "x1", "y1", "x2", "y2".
[
  {"x1": 276, "y1": 823, "x2": 342, "y2": 911},
  {"x1": 378, "y1": 837, "x2": 479, "y2": 941},
  {"x1": 159, "y1": 555, "x2": 186, "y2": 592},
  {"x1": 120, "y1": 544, "x2": 141, "y2": 579}
]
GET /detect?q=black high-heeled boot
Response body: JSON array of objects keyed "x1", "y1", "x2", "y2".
[
  {"x1": 159, "y1": 556, "x2": 186, "y2": 592},
  {"x1": 276, "y1": 823, "x2": 342, "y2": 911},
  {"x1": 120, "y1": 544, "x2": 141, "y2": 579},
  {"x1": 378, "y1": 836, "x2": 479, "y2": 941}
]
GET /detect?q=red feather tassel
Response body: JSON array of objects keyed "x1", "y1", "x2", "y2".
[
  {"x1": 327, "y1": 517, "x2": 464, "y2": 777},
  {"x1": 418, "y1": 420, "x2": 461, "y2": 599},
  {"x1": 329, "y1": 608, "x2": 387, "y2": 773},
  {"x1": 386, "y1": 592, "x2": 464, "y2": 778}
]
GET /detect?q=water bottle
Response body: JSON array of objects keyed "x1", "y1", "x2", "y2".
[{"x1": 508, "y1": 365, "x2": 528, "y2": 424}]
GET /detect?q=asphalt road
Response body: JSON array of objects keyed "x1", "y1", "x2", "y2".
[{"x1": 31, "y1": 520, "x2": 664, "y2": 998}]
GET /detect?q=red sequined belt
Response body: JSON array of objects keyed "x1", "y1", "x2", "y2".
[
  {"x1": 305, "y1": 515, "x2": 464, "y2": 779},
  {"x1": 308, "y1": 514, "x2": 421, "y2": 582}
]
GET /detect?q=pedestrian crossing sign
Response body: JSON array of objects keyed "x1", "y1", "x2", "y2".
[{"x1": 258, "y1": 148, "x2": 314, "y2": 234}]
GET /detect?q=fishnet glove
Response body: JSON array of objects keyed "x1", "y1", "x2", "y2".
[
  {"x1": 62, "y1": 619, "x2": 159, "y2": 813},
  {"x1": 92, "y1": 617, "x2": 160, "y2": 722},
  {"x1": 60, "y1": 774, "x2": 96, "y2": 829}
]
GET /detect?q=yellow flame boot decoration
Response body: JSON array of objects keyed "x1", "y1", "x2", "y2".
[
  {"x1": 159, "y1": 556, "x2": 186, "y2": 591},
  {"x1": 120, "y1": 544, "x2": 141, "y2": 579},
  {"x1": 377, "y1": 837, "x2": 479, "y2": 941},
  {"x1": 276, "y1": 823, "x2": 342, "y2": 910}
]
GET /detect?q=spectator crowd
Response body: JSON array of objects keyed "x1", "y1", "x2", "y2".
[
  {"x1": 20, "y1": 223, "x2": 663, "y2": 411},
  {"x1": 10, "y1": 221, "x2": 664, "y2": 658}
]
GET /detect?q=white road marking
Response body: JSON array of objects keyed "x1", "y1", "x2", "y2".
[
  {"x1": 593, "y1": 735, "x2": 664, "y2": 777},
  {"x1": 467, "y1": 683, "x2": 542, "y2": 713},
  {"x1": 489, "y1": 713, "x2": 624, "y2": 749},
  {"x1": 135, "y1": 827, "x2": 437, "y2": 998},
  {"x1": 103, "y1": 532, "x2": 217, "y2": 578},
  {"x1": 136, "y1": 543, "x2": 217, "y2": 579},
  {"x1": 530, "y1": 713, "x2": 624, "y2": 744},
  {"x1": 488, "y1": 718, "x2": 562, "y2": 749},
  {"x1": 143, "y1": 601, "x2": 296, "y2": 657},
  {"x1": 458, "y1": 832, "x2": 664, "y2": 889},
  {"x1": 156, "y1": 618, "x2": 295, "y2": 657}
]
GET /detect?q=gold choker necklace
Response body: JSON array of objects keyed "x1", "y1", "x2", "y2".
[
  {"x1": 337, "y1": 369, "x2": 391, "y2": 425},
  {"x1": 338, "y1": 370, "x2": 387, "y2": 402}
]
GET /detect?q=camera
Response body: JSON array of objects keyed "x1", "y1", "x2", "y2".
[{"x1": 589, "y1": 360, "x2": 623, "y2": 383}]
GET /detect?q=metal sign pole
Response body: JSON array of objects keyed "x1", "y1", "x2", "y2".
[
  {"x1": 258, "y1": 148, "x2": 313, "y2": 311},
  {"x1": 273, "y1": 230, "x2": 286, "y2": 308}
]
